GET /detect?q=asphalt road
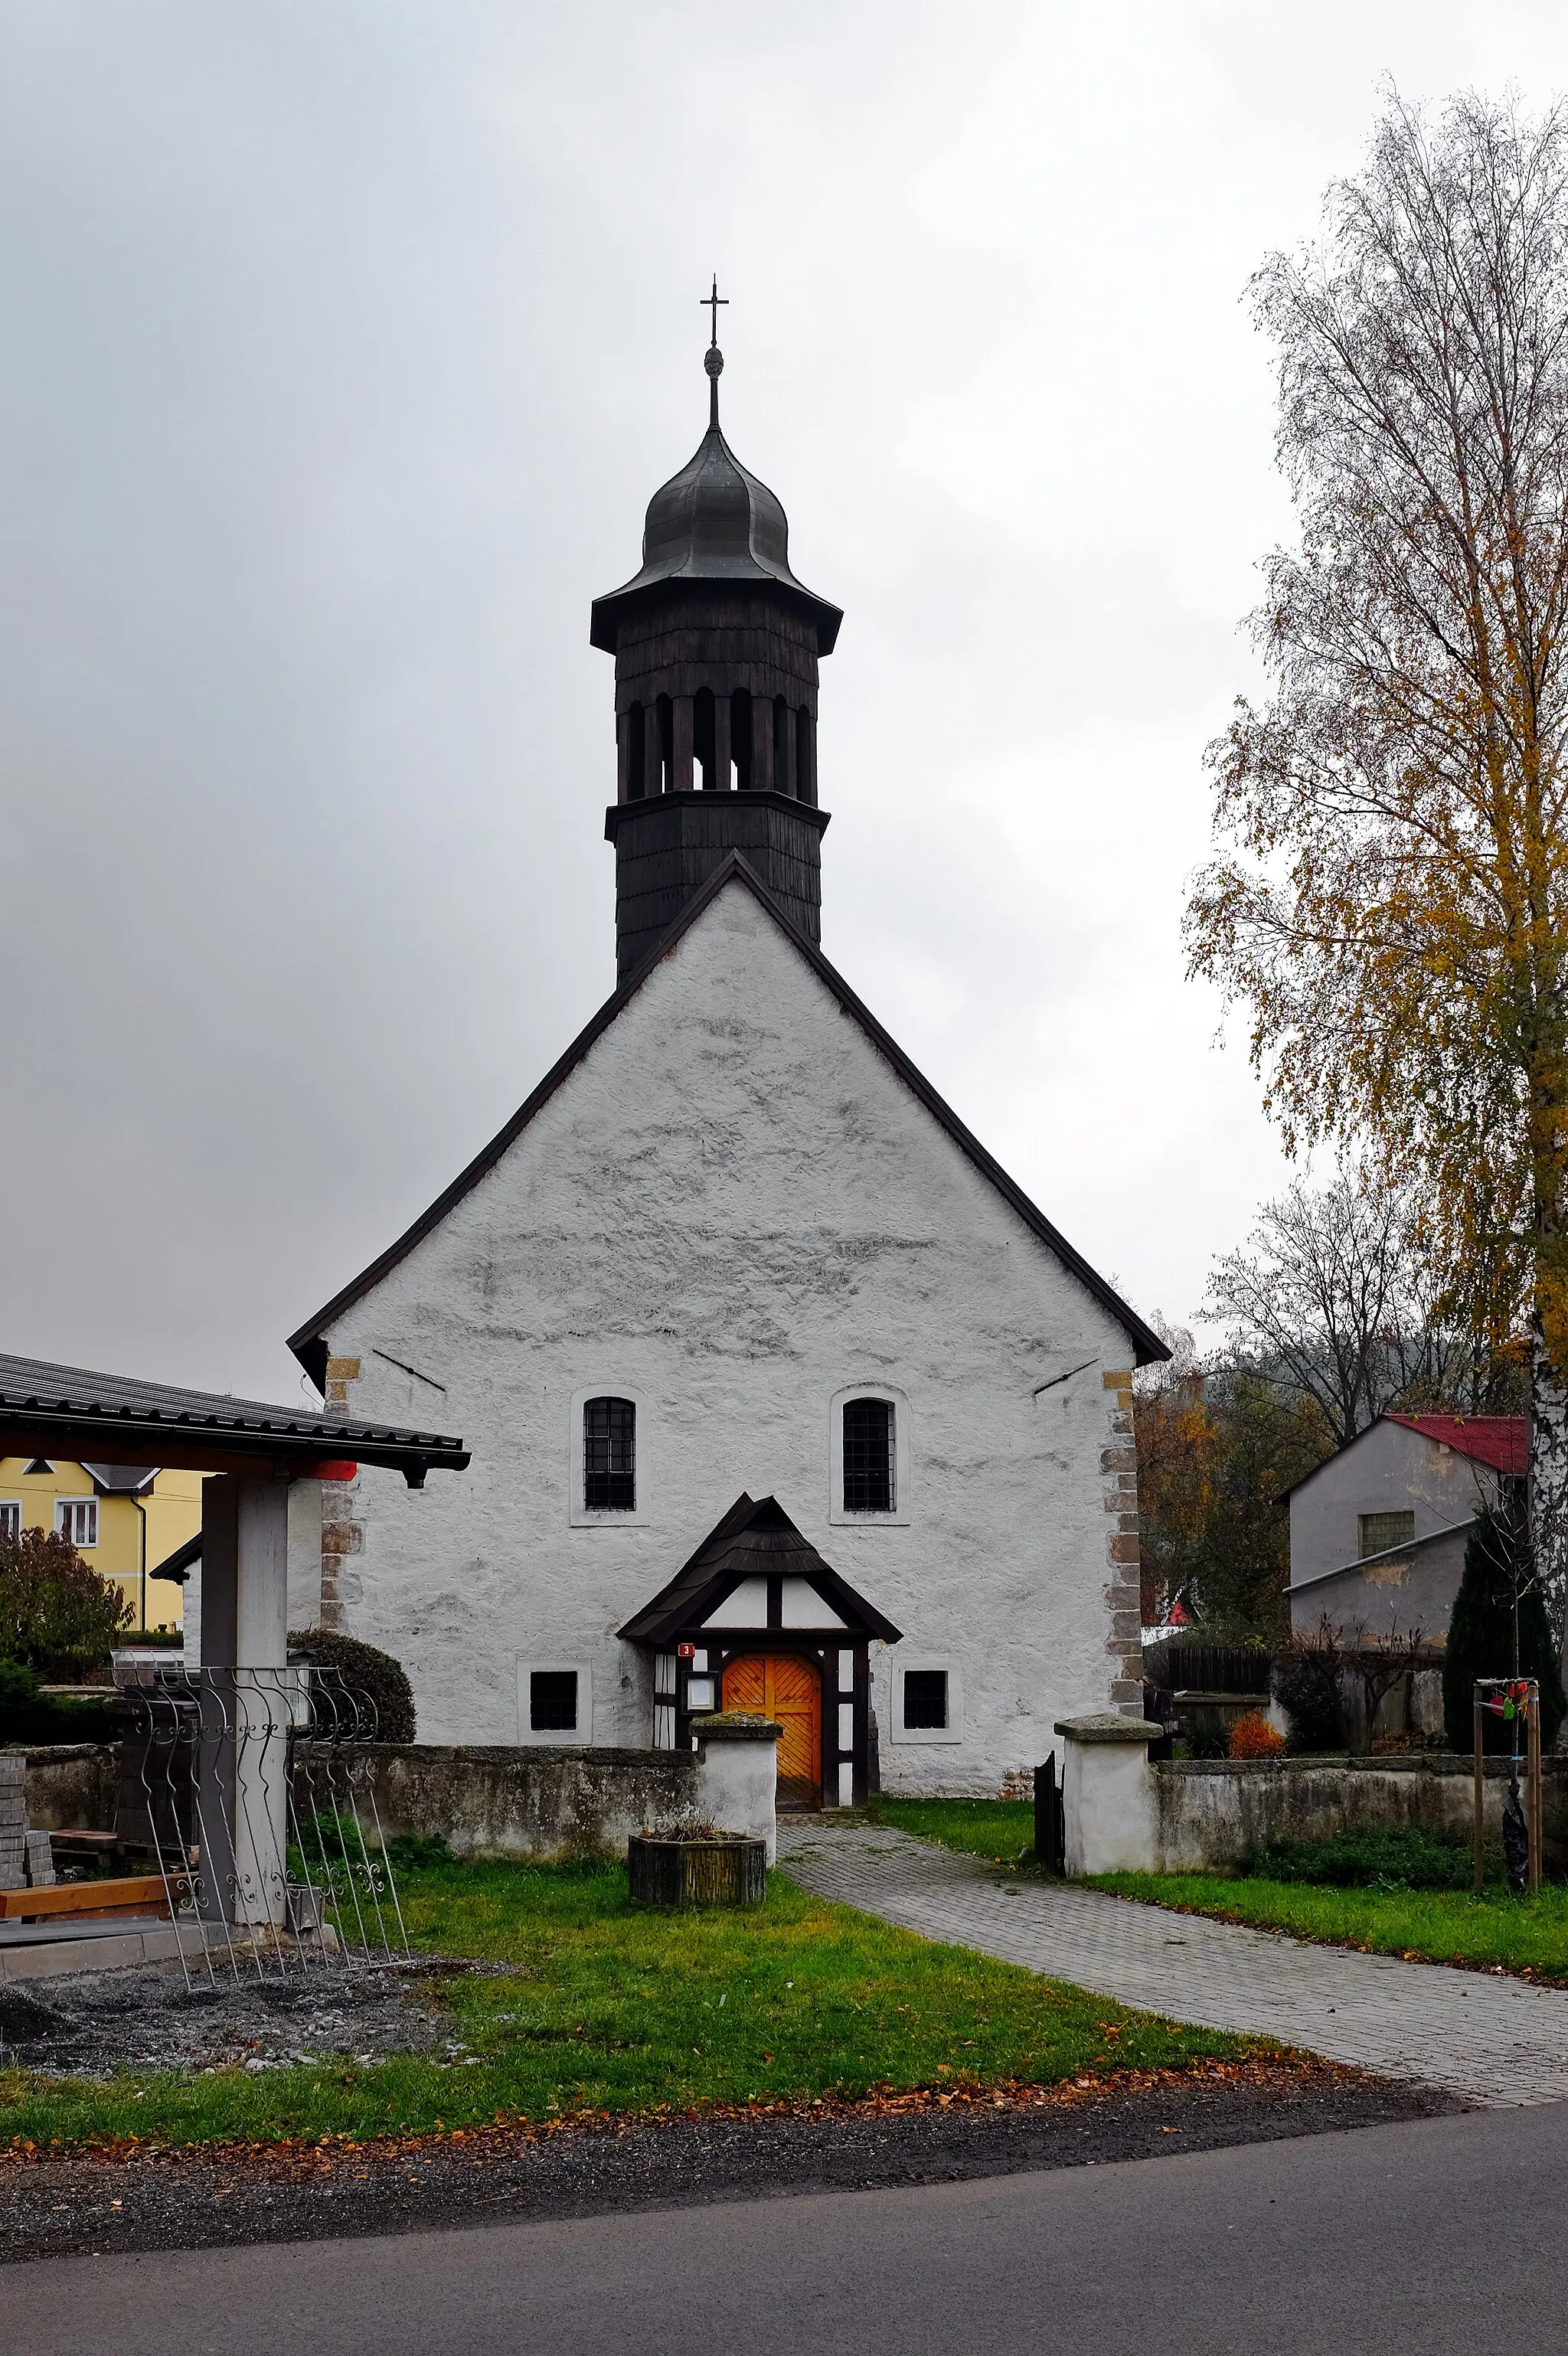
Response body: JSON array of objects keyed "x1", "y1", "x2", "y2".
[{"x1": 2, "y1": 2101, "x2": 1561, "y2": 2356}]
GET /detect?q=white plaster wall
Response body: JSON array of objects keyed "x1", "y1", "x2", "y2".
[{"x1": 316, "y1": 879, "x2": 1135, "y2": 1796}]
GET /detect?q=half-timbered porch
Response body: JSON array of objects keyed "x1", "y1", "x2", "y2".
[{"x1": 620, "y1": 1495, "x2": 901, "y2": 1809}]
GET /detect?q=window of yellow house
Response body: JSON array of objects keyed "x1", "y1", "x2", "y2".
[
  {"x1": 0, "y1": 1501, "x2": 18, "y2": 1544},
  {"x1": 55, "y1": 1497, "x2": 98, "y2": 1548}
]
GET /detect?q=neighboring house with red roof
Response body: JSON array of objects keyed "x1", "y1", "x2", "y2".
[{"x1": 1287, "y1": 1414, "x2": 1527, "y2": 1642}]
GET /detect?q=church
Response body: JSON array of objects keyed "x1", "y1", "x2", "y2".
[{"x1": 284, "y1": 314, "x2": 1165, "y2": 1804}]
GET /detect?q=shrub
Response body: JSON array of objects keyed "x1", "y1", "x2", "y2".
[
  {"x1": 0, "y1": 1526, "x2": 132, "y2": 1678},
  {"x1": 383, "y1": 1832, "x2": 453, "y2": 1871},
  {"x1": 1273, "y1": 1631, "x2": 1347, "y2": 1752},
  {"x1": 0, "y1": 1656, "x2": 119, "y2": 1746},
  {"x1": 287, "y1": 1626, "x2": 416, "y2": 1743},
  {"x1": 1442, "y1": 1504, "x2": 1566, "y2": 1752},
  {"x1": 0, "y1": 1658, "x2": 38, "y2": 1713},
  {"x1": 1228, "y1": 1709, "x2": 1285, "y2": 1759},
  {"x1": 1237, "y1": 1824, "x2": 1472, "y2": 1891},
  {"x1": 1184, "y1": 1711, "x2": 1230, "y2": 1760}
]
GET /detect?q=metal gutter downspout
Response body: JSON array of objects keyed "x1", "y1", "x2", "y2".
[{"x1": 132, "y1": 1490, "x2": 148, "y2": 1633}]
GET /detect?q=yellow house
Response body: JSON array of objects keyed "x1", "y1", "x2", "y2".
[{"x1": 0, "y1": 1457, "x2": 202, "y2": 1634}]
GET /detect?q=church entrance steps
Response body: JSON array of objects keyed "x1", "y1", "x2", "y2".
[{"x1": 779, "y1": 1822, "x2": 1568, "y2": 2109}]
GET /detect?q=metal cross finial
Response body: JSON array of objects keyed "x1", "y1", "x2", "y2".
[
  {"x1": 701, "y1": 274, "x2": 729, "y2": 345},
  {"x1": 701, "y1": 276, "x2": 728, "y2": 426}
]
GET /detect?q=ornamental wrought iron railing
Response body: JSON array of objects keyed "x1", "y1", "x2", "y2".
[{"x1": 111, "y1": 1660, "x2": 410, "y2": 1988}]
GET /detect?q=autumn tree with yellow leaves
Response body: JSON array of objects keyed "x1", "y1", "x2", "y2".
[{"x1": 1187, "y1": 90, "x2": 1568, "y2": 1635}]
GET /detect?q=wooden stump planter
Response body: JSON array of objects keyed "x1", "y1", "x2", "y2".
[{"x1": 627, "y1": 1833, "x2": 767, "y2": 1908}]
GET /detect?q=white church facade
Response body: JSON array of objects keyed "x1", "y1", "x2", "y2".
[{"x1": 285, "y1": 325, "x2": 1163, "y2": 1803}]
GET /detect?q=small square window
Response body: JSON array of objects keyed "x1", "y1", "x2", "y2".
[
  {"x1": 530, "y1": 1669, "x2": 580, "y2": 1733},
  {"x1": 0, "y1": 1502, "x2": 19, "y2": 1545},
  {"x1": 1359, "y1": 1510, "x2": 1414, "y2": 1560},
  {"x1": 686, "y1": 1676, "x2": 716, "y2": 1711},
  {"x1": 55, "y1": 1498, "x2": 98, "y2": 1549},
  {"x1": 902, "y1": 1668, "x2": 948, "y2": 1730}
]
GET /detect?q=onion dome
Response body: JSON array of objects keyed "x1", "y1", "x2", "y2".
[{"x1": 590, "y1": 337, "x2": 841, "y2": 655}]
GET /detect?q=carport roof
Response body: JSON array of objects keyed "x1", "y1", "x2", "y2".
[{"x1": 0, "y1": 1353, "x2": 469, "y2": 1488}]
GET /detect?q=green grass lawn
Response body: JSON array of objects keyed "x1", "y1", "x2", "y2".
[
  {"x1": 872, "y1": 1796, "x2": 1037, "y2": 1865},
  {"x1": 0, "y1": 1854, "x2": 1250, "y2": 2151},
  {"x1": 1093, "y1": 1871, "x2": 1568, "y2": 1980}
]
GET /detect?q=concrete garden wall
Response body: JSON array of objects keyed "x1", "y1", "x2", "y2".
[
  {"x1": 22, "y1": 1745, "x2": 119, "y2": 1830},
  {"x1": 322, "y1": 1743, "x2": 704, "y2": 1861},
  {"x1": 17, "y1": 1736, "x2": 774, "y2": 1864},
  {"x1": 1151, "y1": 1753, "x2": 1568, "y2": 1871},
  {"x1": 1056, "y1": 1714, "x2": 1568, "y2": 1875},
  {"x1": 326, "y1": 1732, "x2": 779, "y2": 1862}
]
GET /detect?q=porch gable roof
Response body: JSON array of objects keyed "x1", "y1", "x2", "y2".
[{"x1": 619, "y1": 1492, "x2": 902, "y2": 1646}]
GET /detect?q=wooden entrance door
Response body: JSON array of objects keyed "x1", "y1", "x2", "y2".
[{"x1": 724, "y1": 1655, "x2": 822, "y2": 1810}]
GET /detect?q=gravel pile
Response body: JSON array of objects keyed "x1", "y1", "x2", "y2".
[{"x1": 0, "y1": 1960, "x2": 469, "y2": 2078}]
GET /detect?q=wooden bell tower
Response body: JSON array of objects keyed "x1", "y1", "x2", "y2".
[{"x1": 590, "y1": 285, "x2": 843, "y2": 983}]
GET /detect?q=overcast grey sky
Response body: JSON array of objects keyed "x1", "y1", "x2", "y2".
[{"x1": 5, "y1": 0, "x2": 1568, "y2": 1410}]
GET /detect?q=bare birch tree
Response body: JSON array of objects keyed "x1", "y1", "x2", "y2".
[
  {"x1": 1185, "y1": 90, "x2": 1568, "y2": 1636},
  {"x1": 1205, "y1": 1162, "x2": 1517, "y2": 1444}
]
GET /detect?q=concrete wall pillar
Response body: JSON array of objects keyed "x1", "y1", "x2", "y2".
[
  {"x1": 198, "y1": 1474, "x2": 291, "y2": 1927},
  {"x1": 286, "y1": 1477, "x2": 324, "y2": 1630},
  {"x1": 1055, "y1": 1711, "x2": 1164, "y2": 1874},
  {"x1": 691, "y1": 1712, "x2": 782, "y2": 1864}
]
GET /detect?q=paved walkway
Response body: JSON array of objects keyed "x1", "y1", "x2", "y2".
[{"x1": 779, "y1": 1822, "x2": 1568, "y2": 2108}]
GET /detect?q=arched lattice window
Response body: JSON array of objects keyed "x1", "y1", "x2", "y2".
[
  {"x1": 583, "y1": 1397, "x2": 635, "y2": 1511},
  {"x1": 842, "y1": 1397, "x2": 894, "y2": 1514}
]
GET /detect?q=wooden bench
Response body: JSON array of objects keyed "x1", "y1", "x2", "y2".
[{"x1": 0, "y1": 1874, "x2": 181, "y2": 1923}]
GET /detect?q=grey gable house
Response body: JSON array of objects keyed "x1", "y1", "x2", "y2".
[
  {"x1": 1287, "y1": 1413, "x2": 1527, "y2": 1642},
  {"x1": 283, "y1": 332, "x2": 1167, "y2": 1806}
]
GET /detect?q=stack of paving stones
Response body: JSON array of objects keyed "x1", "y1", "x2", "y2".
[
  {"x1": 0, "y1": 1753, "x2": 24, "y2": 1890},
  {"x1": 24, "y1": 1828, "x2": 54, "y2": 1887}
]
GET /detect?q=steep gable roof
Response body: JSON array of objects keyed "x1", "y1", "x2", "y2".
[
  {"x1": 1284, "y1": 1410, "x2": 1527, "y2": 1502},
  {"x1": 287, "y1": 854, "x2": 1170, "y2": 1385},
  {"x1": 1386, "y1": 1413, "x2": 1527, "y2": 1477},
  {"x1": 618, "y1": 1492, "x2": 903, "y2": 1645}
]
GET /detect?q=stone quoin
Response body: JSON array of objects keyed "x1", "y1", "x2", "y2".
[{"x1": 284, "y1": 304, "x2": 1166, "y2": 1804}]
